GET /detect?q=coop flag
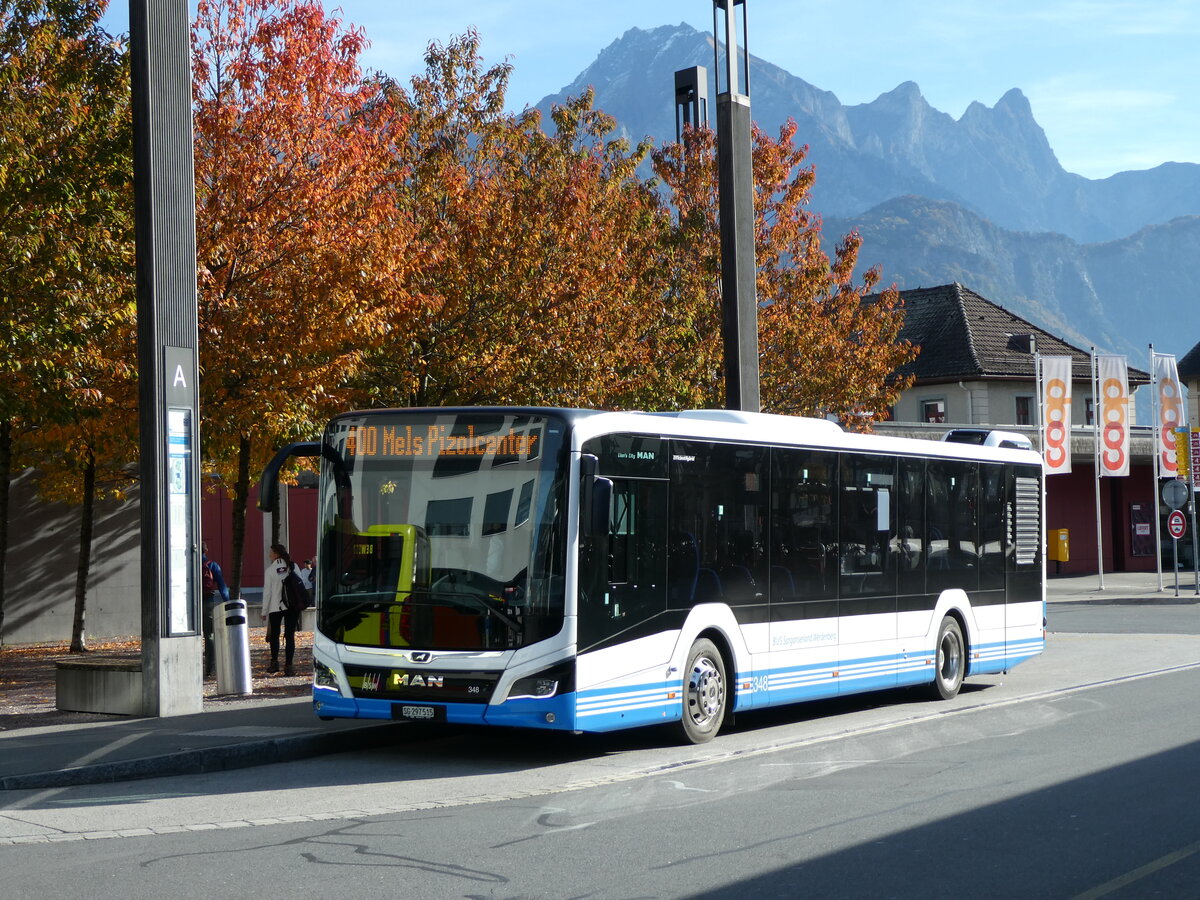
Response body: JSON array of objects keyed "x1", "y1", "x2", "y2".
[
  {"x1": 1097, "y1": 355, "x2": 1130, "y2": 477},
  {"x1": 1153, "y1": 352, "x2": 1187, "y2": 477},
  {"x1": 1040, "y1": 355, "x2": 1073, "y2": 474}
]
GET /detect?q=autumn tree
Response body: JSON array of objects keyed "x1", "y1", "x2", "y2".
[
  {"x1": 0, "y1": 0, "x2": 133, "y2": 642},
  {"x1": 349, "y1": 32, "x2": 668, "y2": 411},
  {"x1": 192, "y1": 0, "x2": 413, "y2": 595},
  {"x1": 651, "y1": 121, "x2": 915, "y2": 425}
]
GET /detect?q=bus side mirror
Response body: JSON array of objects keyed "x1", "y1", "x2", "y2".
[
  {"x1": 590, "y1": 477, "x2": 613, "y2": 538},
  {"x1": 579, "y1": 455, "x2": 612, "y2": 538},
  {"x1": 257, "y1": 441, "x2": 321, "y2": 511}
]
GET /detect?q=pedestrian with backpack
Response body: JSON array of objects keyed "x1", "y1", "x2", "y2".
[
  {"x1": 263, "y1": 542, "x2": 305, "y2": 676},
  {"x1": 201, "y1": 541, "x2": 230, "y2": 678}
]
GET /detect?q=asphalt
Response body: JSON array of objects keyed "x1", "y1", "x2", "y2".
[{"x1": 0, "y1": 570, "x2": 1193, "y2": 792}]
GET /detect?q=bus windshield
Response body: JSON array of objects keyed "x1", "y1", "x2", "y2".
[{"x1": 317, "y1": 411, "x2": 568, "y2": 652}]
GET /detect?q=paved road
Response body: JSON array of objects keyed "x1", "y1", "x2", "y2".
[
  {"x1": 2, "y1": 605, "x2": 1200, "y2": 898},
  {"x1": 1049, "y1": 597, "x2": 1200, "y2": 634}
]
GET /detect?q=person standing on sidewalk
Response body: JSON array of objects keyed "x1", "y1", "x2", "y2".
[
  {"x1": 201, "y1": 542, "x2": 230, "y2": 678},
  {"x1": 263, "y1": 542, "x2": 302, "y2": 676}
]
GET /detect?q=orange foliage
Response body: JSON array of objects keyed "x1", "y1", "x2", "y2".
[{"x1": 652, "y1": 121, "x2": 916, "y2": 426}]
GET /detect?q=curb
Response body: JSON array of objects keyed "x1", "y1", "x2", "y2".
[{"x1": 0, "y1": 721, "x2": 410, "y2": 792}]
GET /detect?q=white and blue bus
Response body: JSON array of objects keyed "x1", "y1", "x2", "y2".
[{"x1": 259, "y1": 407, "x2": 1045, "y2": 744}]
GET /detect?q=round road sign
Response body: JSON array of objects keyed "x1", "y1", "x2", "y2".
[
  {"x1": 1168, "y1": 509, "x2": 1187, "y2": 540},
  {"x1": 1163, "y1": 479, "x2": 1191, "y2": 511}
]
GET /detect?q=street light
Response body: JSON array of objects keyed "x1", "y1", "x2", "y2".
[
  {"x1": 712, "y1": 0, "x2": 759, "y2": 413},
  {"x1": 674, "y1": 66, "x2": 709, "y2": 141}
]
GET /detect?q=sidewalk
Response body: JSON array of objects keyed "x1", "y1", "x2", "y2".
[
  {"x1": 0, "y1": 628, "x2": 406, "y2": 792},
  {"x1": 1047, "y1": 570, "x2": 1200, "y2": 601},
  {"x1": 1, "y1": 571, "x2": 1193, "y2": 793}
]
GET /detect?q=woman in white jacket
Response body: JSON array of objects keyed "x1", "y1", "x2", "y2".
[{"x1": 263, "y1": 542, "x2": 302, "y2": 675}]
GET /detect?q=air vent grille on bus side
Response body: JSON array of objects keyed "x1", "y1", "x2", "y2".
[{"x1": 1013, "y1": 476, "x2": 1041, "y2": 565}]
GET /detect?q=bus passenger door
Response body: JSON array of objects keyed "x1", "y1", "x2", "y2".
[{"x1": 578, "y1": 477, "x2": 669, "y2": 654}]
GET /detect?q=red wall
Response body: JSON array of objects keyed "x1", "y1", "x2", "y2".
[
  {"x1": 1046, "y1": 464, "x2": 1159, "y2": 575},
  {"x1": 201, "y1": 483, "x2": 317, "y2": 590}
]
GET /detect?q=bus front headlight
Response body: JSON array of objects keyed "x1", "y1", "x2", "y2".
[
  {"x1": 314, "y1": 659, "x2": 340, "y2": 691},
  {"x1": 508, "y1": 660, "x2": 575, "y2": 700}
]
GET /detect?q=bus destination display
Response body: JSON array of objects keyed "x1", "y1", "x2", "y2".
[{"x1": 345, "y1": 424, "x2": 539, "y2": 459}]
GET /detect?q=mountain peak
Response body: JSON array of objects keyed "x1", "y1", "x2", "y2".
[{"x1": 996, "y1": 87, "x2": 1031, "y2": 113}]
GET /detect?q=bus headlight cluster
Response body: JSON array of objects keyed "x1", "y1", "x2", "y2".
[
  {"x1": 508, "y1": 660, "x2": 575, "y2": 700},
  {"x1": 313, "y1": 659, "x2": 340, "y2": 690}
]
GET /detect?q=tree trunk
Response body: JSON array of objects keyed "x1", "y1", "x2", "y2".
[
  {"x1": 228, "y1": 433, "x2": 251, "y2": 600},
  {"x1": 70, "y1": 447, "x2": 96, "y2": 653},
  {"x1": 270, "y1": 476, "x2": 281, "y2": 549},
  {"x1": 0, "y1": 419, "x2": 10, "y2": 646}
]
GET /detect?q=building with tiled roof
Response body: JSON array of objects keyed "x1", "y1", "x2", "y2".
[
  {"x1": 878, "y1": 283, "x2": 1158, "y2": 576},
  {"x1": 889, "y1": 283, "x2": 1148, "y2": 427}
]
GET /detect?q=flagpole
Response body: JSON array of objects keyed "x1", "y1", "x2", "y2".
[
  {"x1": 1151, "y1": 345, "x2": 1164, "y2": 591},
  {"x1": 1036, "y1": 352, "x2": 1048, "y2": 571},
  {"x1": 1092, "y1": 347, "x2": 1105, "y2": 591}
]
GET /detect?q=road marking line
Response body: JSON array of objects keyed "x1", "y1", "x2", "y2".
[{"x1": 1072, "y1": 838, "x2": 1200, "y2": 899}]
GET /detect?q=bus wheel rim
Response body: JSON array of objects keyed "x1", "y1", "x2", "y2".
[
  {"x1": 939, "y1": 631, "x2": 961, "y2": 685},
  {"x1": 687, "y1": 657, "x2": 724, "y2": 726}
]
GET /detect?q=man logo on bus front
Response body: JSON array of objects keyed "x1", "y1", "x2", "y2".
[{"x1": 410, "y1": 651, "x2": 432, "y2": 663}]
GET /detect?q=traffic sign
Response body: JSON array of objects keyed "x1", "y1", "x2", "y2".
[
  {"x1": 1163, "y1": 479, "x2": 1190, "y2": 511},
  {"x1": 1168, "y1": 509, "x2": 1187, "y2": 540}
]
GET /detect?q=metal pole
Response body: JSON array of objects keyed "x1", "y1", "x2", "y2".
[
  {"x1": 1191, "y1": 483, "x2": 1199, "y2": 595},
  {"x1": 1174, "y1": 532, "x2": 1180, "y2": 597},
  {"x1": 1150, "y1": 346, "x2": 1164, "y2": 591},
  {"x1": 1092, "y1": 348, "x2": 1105, "y2": 590},
  {"x1": 1035, "y1": 353, "x2": 1049, "y2": 563}
]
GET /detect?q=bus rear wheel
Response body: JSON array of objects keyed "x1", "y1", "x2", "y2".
[
  {"x1": 930, "y1": 616, "x2": 965, "y2": 700},
  {"x1": 680, "y1": 639, "x2": 726, "y2": 744}
]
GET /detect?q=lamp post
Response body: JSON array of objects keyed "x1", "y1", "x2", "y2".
[
  {"x1": 674, "y1": 66, "x2": 709, "y2": 140},
  {"x1": 712, "y1": 0, "x2": 759, "y2": 412}
]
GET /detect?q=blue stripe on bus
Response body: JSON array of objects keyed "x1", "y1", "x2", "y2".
[
  {"x1": 313, "y1": 689, "x2": 580, "y2": 731},
  {"x1": 573, "y1": 636, "x2": 1047, "y2": 731},
  {"x1": 314, "y1": 634, "x2": 1047, "y2": 732}
]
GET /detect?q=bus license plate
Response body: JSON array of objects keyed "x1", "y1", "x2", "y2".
[{"x1": 394, "y1": 704, "x2": 444, "y2": 722}]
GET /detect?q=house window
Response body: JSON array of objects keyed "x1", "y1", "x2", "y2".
[
  {"x1": 1015, "y1": 395, "x2": 1034, "y2": 426},
  {"x1": 922, "y1": 399, "x2": 946, "y2": 424},
  {"x1": 1085, "y1": 397, "x2": 1094, "y2": 426}
]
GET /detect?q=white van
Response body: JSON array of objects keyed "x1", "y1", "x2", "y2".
[{"x1": 940, "y1": 428, "x2": 1034, "y2": 451}]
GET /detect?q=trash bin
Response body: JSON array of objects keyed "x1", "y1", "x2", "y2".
[
  {"x1": 214, "y1": 598, "x2": 253, "y2": 696},
  {"x1": 1049, "y1": 528, "x2": 1069, "y2": 563}
]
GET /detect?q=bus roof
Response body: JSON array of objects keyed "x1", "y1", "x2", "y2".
[{"x1": 333, "y1": 406, "x2": 1044, "y2": 466}]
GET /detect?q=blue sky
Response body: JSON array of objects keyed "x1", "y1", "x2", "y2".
[{"x1": 103, "y1": 0, "x2": 1199, "y2": 180}]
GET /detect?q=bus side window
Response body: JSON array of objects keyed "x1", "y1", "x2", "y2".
[
  {"x1": 897, "y1": 457, "x2": 925, "y2": 596},
  {"x1": 771, "y1": 448, "x2": 837, "y2": 603},
  {"x1": 839, "y1": 453, "x2": 897, "y2": 599},
  {"x1": 670, "y1": 442, "x2": 768, "y2": 608}
]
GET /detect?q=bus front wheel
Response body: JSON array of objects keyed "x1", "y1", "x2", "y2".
[
  {"x1": 930, "y1": 616, "x2": 965, "y2": 700},
  {"x1": 680, "y1": 639, "x2": 727, "y2": 744}
]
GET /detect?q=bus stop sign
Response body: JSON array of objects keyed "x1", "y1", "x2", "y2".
[{"x1": 1168, "y1": 509, "x2": 1187, "y2": 540}]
